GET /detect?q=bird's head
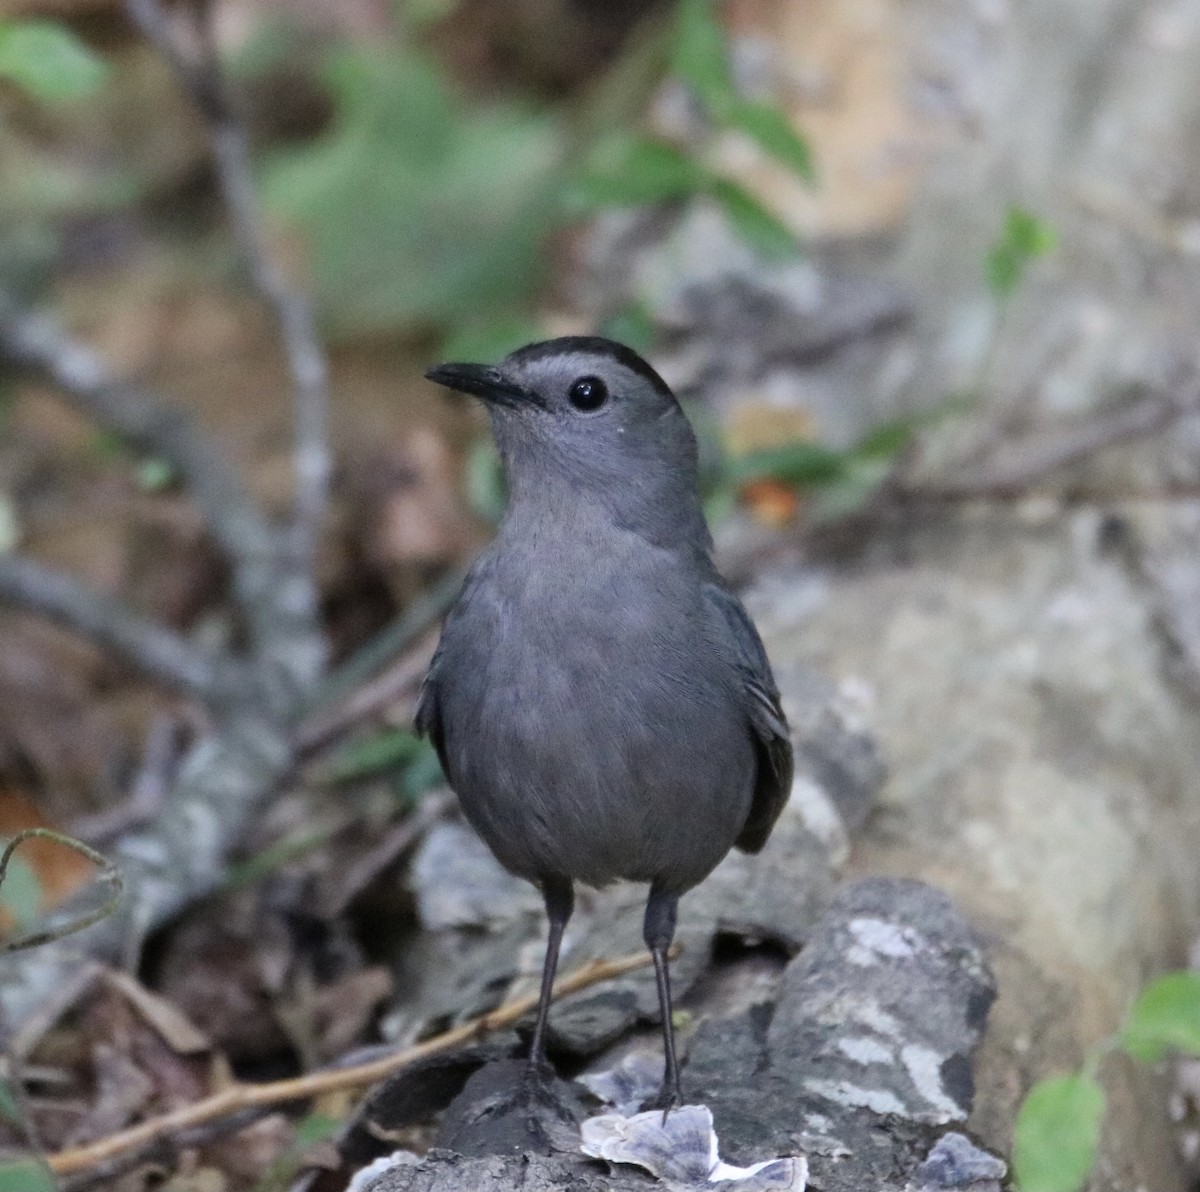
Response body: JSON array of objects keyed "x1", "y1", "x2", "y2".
[{"x1": 426, "y1": 336, "x2": 709, "y2": 550}]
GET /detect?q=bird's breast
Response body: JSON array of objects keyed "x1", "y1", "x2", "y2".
[{"x1": 433, "y1": 539, "x2": 753, "y2": 889}]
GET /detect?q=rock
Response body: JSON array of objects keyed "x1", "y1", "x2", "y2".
[
  {"x1": 686, "y1": 878, "x2": 995, "y2": 1192},
  {"x1": 357, "y1": 1149, "x2": 655, "y2": 1192},
  {"x1": 434, "y1": 1059, "x2": 584, "y2": 1158},
  {"x1": 914, "y1": 1131, "x2": 1007, "y2": 1192},
  {"x1": 756, "y1": 508, "x2": 1200, "y2": 1190},
  {"x1": 767, "y1": 879, "x2": 994, "y2": 1128},
  {"x1": 410, "y1": 821, "x2": 541, "y2": 933}
]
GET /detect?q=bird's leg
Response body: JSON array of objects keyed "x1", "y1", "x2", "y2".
[
  {"x1": 524, "y1": 874, "x2": 574, "y2": 1091},
  {"x1": 642, "y1": 883, "x2": 683, "y2": 1117}
]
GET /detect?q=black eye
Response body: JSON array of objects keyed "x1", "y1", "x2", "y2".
[{"x1": 568, "y1": 375, "x2": 608, "y2": 411}]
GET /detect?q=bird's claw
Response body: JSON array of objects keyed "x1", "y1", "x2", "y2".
[{"x1": 640, "y1": 1080, "x2": 684, "y2": 1123}]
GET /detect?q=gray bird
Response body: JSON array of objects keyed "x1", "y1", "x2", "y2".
[{"x1": 419, "y1": 337, "x2": 792, "y2": 1111}]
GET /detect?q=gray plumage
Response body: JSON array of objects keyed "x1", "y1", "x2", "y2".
[{"x1": 419, "y1": 336, "x2": 792, "y2": 1111}]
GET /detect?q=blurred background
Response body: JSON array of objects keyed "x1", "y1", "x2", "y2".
[{"x1": 4, "y1": 1, "x2": 1200, "y2": 1189}]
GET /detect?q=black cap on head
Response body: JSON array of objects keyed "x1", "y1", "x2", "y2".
[{"x1": 505, "y1": 336, "x2": 675, "y2": 404}]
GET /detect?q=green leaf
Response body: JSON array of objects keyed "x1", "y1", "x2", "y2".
[
  {"x1": 1012, "y1": 1074, "x2": 1104, "y2": 1192},
  {"x1": 671, "y1": 0, "x2": 737, "y2": 114},
  {"x1": 440, "y1": 318, "x2": 543, "y2": 366},
  {"x1": 0, "y1": 1158, "x2": 56, "y2": 1192},
  {"x1": 0, "y1": 846, "x2": 42, "y2": 932},
  {"x1": 262, "y1": 44, "x2": 562, "y2": 338},
  {"x1": 323, "y1": 729, "x2": 424, "y2": 784},
  {"x1": 565, "y1": 135, "x2": 708, "y2": 211},
  {"x1": 1120, "y1": 971, "x2": 1200, "y2": 1062},
  {"x1": 727, "y1": 439, "x2": 848, "y2": 488},
  {"x1": 223, "y1": 828, "x2": 334, "y2": 891},
  {"x1": 398, "y1": 740, "x2": 446, "y2": 803},
  {"x1": 707, "y1": 179, "x2": 798, "y2": 258},
  {"x1": 465, "y1": 437, "x2": 507, "y2": 525},
  {"x1": 0, "y1": 1077, "x2": 22, "y2": 1126},
  {"x1": 135, "y1": 457, "x2": 176, "y2": 493},
  {"x1": 725, "y1": 100, "x2": 816, "y2": 184},
  {"x1": 0, "y1": 20, "x2": 109, "y2": 103},
  {"x1": 294, "y1": 1109, "x2": 342, "y2": 1147},
  {"x1": 600, "y1": 303, "x2": 657, "y2": 355},
  {"x1": 1004, "y1": 206, "x2": 1058, "y2": 256},
  {"x1": 853, "y1": 394, "x2": 973, "y2": 460},
  {"x1": 985, "y1": 205, "x2": 1057, "y2": 302}
]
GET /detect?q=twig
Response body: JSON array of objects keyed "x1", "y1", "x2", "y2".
[
  {"x1": 0, "y1": 301, "x2": 304, "y2": 687},
  {"x1": 69, "y1": 716, "x2": 181, "y2": 845},
  {"x1": 45, "y1": 946, "x2": 665, "y2": 1176},
  {"x1": 315, "y1": 789, "x2": 455, "y2": 919},
  {"x1": 60, "y1": 1108, "x2": 276, "y2": 1192},
  {"x1": 0, "y1": 830, "x2": 124, "y2": 953},
  {"x1": 900, "y1": 387, "x2": 1194, "y2": 500},
  {"x1": 125, "y1": 0, "x2": 332, "y2": 619},
  {"x1": 308, "y1": 562, "x2": 472, "y2": 714},
  {"x1": 292, "y1": 631, "x2": 437, "y2": 761},
  {"x1": 0, "y1": 556, "x2": 240, "y2": 705}
]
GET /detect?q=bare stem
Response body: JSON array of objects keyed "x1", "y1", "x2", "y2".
[
  {"x1": 0, "y1": 302, "x2": 312, "y2": 683},
  {"x1": 0, "y1": 554, "x2": 241, "y2": 704},
  {"x1": 0, "y1": 830, "x2": 124, "y2": 953},
  {"x1": 901, "y1": 385, "x2": 1197, "y2": 500},
  {"x1": 125, "y1": 0, "x2": 332, "y2": 615},
  {"x1": 45, "y1": 946, "x2": 667, "y2": 1175}
]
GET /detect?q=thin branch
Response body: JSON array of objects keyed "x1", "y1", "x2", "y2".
[
  {"x1": 899, "y1": 386, "x2": 1195, "y2": 501},
  {"x1": 45, "y1": 946, "x2": 666, "y2": 1176},
  {"x1": 125, "y1": 0, "x2": 332, "y2": 609},
  {"x1": 68, "y1": 715, "x2": 181, "y2": 844},
  {"x1": 291, "y1": 630, "x2": 437, "y2": 761},
  {"x1": 0, "y1": 555, "x2": 240, "y2": 704},
  {"x1": 315, "y1": 788, "x2": 455, "y2": 919},
  {"x1": 0, "y1": 302, "x2": 308, "y2": 681},
  {"x1": 0, "y1": 830, "x2": 124, "y2": 953},
  {"x1": 307, "y1": 561, "x2": 472, "y2": 714}
]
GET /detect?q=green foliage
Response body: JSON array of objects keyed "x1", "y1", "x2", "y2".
[
  {"x1": 0, "y1": 1159, "x2": 56, "y2": 1192},
  {"x1": 294, "y1": 1109, "x2": 341, "y2": 1146},
  {"x1": 465, "y1": 437, "x2": 507, "y2": 526},
  {"x1": 320, "y1": 728, "x2": 425, "y2": 784},
  {"x1": 708, "y1": 178, "x2": 796, "y2": 259},
  {"x1": 398, "y1": 740, "x2": 446, "y2": 802},
  {"x1": 600, "y1": 303, "x2": 657, "y2": 355},
  {"x1": 724, "y1": 100, "x2": 815, "y2": 183},
  {"x1": 223, "y1": 828, "x2": 335, "y2": 891},
  {"x1": 670, "y1": 0, "x2": 736, "y2": 113},
  {"x1": 564, "y1": 1, "x2": 812, "y2": 262},
  {"x1": 728, "y1": 440, "x2": 848, "y2": 489},
  {"x1": 1013, "y1": 969, "x2": 1200, "y2": 1192},
  {"x1": 0, "y1": 847, "x2": 42, "y2": 932},
  {"x1": 253, "y1": 1110, "x2": 342, "y2": 1192},
  {"x1": 398, "y1": 0, "x2": 465, "y2": 28},
  {"x1": 261, "y1": 44, "x2": 563, "y2": 339},
  {"x1": 568, "y1": 134, "x2": 798, "y2": 258},
  {"x1": 1013, "y1": 1074, "x2": 1105, "y2": 1192},
  {"x1": 439, "y1": 318, "x2": 544, "y2": 366},
  {"x1": 0, "y1": 1077, "x2": 22, "y2": 1126},
  {"x1": 0, "y1": 20, "x2": 109, "y2": 104},
  {"x1": 1120, "y1": 971, "x2": 1200, "y2": 1063},
  {"x1": 985, "y1": 206, "x2": 1057, "y2": 302},
  {"x1": 670, "y1": 0, "x2": 815, "y2": 186},
  {"x1": 565, "y1": 135, "x2": 707, "y2": 210},
  {"x1": 135, "y1": 457, "x2": 177, "y2": 493}
]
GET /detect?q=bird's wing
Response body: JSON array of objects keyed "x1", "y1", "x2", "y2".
[
  {"x1": 414, "y1": 558, "x2": 488, "y2": 781},
  {"x1": 704, "y1": 582, "x2": 794, "y2": 853}
]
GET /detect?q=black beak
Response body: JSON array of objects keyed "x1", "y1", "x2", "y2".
[{"x1": 424, "y1": 362, "x2": 539, "y2": 409}]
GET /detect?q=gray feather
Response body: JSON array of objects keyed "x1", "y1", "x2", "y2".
[{"x1": 416, "y1": 337, "x2": 792, "y2": 897}]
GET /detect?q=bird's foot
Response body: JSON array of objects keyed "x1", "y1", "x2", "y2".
[
  {"x1": 640, "y1": 1078, "x2": 684, "y2": 1123},
  {"x1": 515, "y1": 1056, "x2": 562, "y2": 1107}
]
